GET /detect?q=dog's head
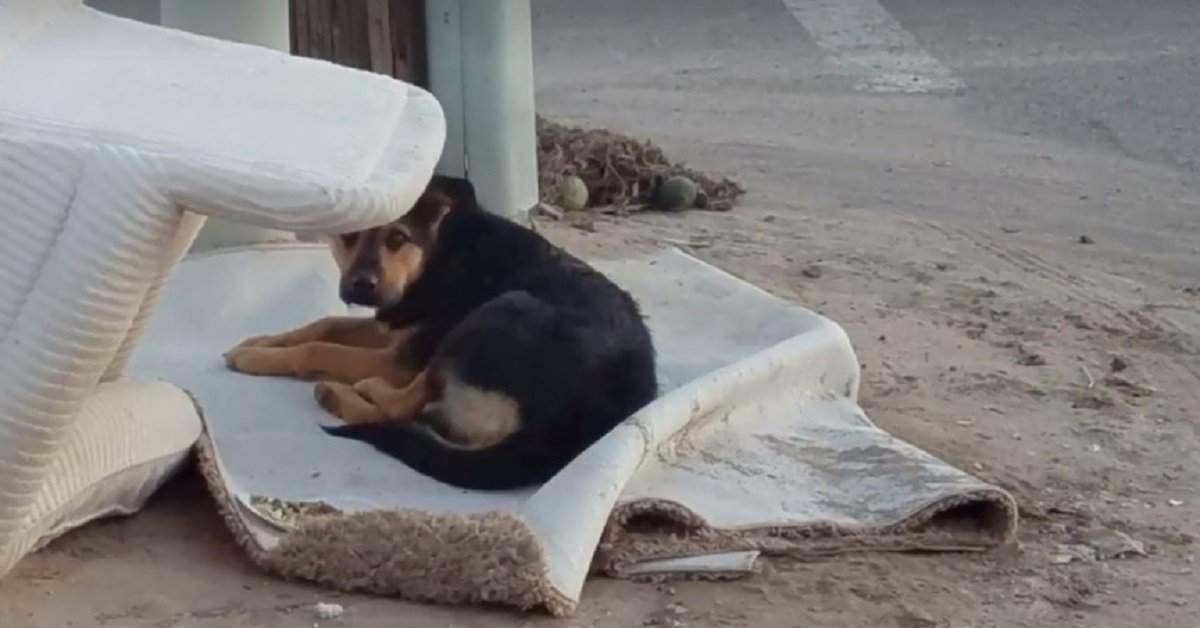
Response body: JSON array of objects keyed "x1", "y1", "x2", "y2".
[{"x1": 329, "y1": 187, "x2": 453, "y2": 308}]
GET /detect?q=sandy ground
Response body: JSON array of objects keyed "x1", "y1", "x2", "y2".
[
  {"x1": 6, "y1": 2, "x2": 1200, "y2": 627},
  {"x1": 5, "y1": 110, "x2": 1198, "y2": 627}
]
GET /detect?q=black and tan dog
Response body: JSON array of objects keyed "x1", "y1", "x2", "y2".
[{"x1": 223, "y1": 176, "x2": 658, "y2": 490}]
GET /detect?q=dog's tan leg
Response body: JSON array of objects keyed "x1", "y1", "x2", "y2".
[
  {"x1": 314, "y1": 381, "x2": 388, "y2": 425},
  {"x1": 352, "y1": 371, "x2": 432, "y2": 421},
  {"x1": 225, "y1": 343, "x2": 416, "y2": 385},
  {"x1": 231, "y1": 316, "x2": 395, "y2": 350}
]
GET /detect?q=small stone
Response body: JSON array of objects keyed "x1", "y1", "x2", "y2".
[
  {"x1": 1168, "y1": 499, "x2": 1185, "y2": 507},
  {"x1": 1052, "y1": 544, "x2": 1096, "y2": 564},
  {"x1": 570, "y1": 215, "x2": 597, "y2": 233},
  {"x1": 1072, "y1": 527, "x2": 1146, "y2": 560},
  {"x1": 1109, "y1": 356, "x2": 1129, "y2": 372},
  {"x1": 314, "y1": 602, "x2": 344, "y2": 620},
  {"x1": 801, "y1": 264, "x2": 823, "y2": 279},
  {"x1": 1079, "y1": 235, "x2": 1094, "y2": 244},
  {"x1": 1016, "y1": 345, "x2": 1046, "y2": 366},
  {"x1": 1051, "y1": 552, "x2": 1076, "y2": 565}
]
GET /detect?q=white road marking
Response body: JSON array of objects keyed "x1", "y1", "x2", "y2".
[{"x1": 781, "y1": 0, "x2": 964, "y2": 94}]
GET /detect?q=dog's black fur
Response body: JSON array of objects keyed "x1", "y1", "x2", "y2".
[{"x1": 322, "y1": 176, "x2": 658, "y2": 490}]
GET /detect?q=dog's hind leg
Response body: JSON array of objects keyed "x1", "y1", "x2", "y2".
[
  {"x1": 416, "y1": 291, "x2": 580, "y2": 450},
  {"x1": 225, "y1": 342, "x2": 416, "y2": 385},
  {"x1": 420, "y1": 372, "x2": 522, "y2": 450},
  {"x1": 351, "y1": 371, "x2": 434, "y2": 422},
  {"x1": 314, "y1": 381, "x2": 389, "y2": 425}
]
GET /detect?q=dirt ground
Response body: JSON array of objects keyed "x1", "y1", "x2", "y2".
[{"x1": 4, "y1": 54, "x2": 1200, "y2": 628}]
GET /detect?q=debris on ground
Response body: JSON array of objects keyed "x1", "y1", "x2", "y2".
[
  {"x1": 247, "y1": 495, "x2": 339, "y2": 530},
  {"x1": 1016, "y1": 344, "x2": 1047, "y2": 366},
  {"x1": 536, "y1": 115, "x2": 744, "y2": 214},
  {"x1": 532, "y1": 203, "x2": 564, "y2": 221},
  {"x1": 1070, "y1": 527, "x2": 1148, "y2": 560},
  {"x1": 1103, "y1": 374, "x2": 1156, "y2": 397},
  {"x1": 644, "y1": 601, "x2": 689, "y2": 627}
]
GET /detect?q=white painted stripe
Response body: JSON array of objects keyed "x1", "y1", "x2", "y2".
[{"x1": 782, "y1": 0, "x2": 964, "y2": 94}]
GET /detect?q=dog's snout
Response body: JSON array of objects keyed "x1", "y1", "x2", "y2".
[{"x1": 340, "y1": 273, "x2": 379, "y2": 306}]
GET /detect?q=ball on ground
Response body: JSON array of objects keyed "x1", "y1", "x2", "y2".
[
  {"x1": 558, "y1": 175, "x2": 589, "y2": 211},
  {"x1": 656, "y1": 176, "x2": 698, "y2": 212}
]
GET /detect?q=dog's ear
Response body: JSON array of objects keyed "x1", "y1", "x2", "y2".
[
  {"x1": 405, "y1": 187, "x2": 452, "y2": 231},
  {"x1": 428, "y1": 175, "x2": 479, "y2": 209}
]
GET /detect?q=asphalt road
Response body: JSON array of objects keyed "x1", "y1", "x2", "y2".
[
  {"x1": 885, "y1": 0, "x2": 1200, "y2": 182},
  {"x1": 531, "y1": 0, "x2": 1200, "y2": 280},
  {"x1": 84, "y1": 0, "x2": 1200, "y2": 277},
  {"x1": 89, "y1": 0, "x2": 1200, "y2": 188},
  {"x1": 534, "y1": 0, "x2": 1200, "y2": 185}
]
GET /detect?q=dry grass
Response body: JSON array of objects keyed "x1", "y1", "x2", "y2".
[{"x1": 536, "y1": 116, "x2": 745, "y2": 213}]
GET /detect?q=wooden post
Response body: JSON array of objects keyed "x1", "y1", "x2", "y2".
[
  {"x1": 289, "y1": 0, "x2": 428, "y2": 86},
  {"x1": 289, "y1": 0, "x2": 537, "y2": 220}
]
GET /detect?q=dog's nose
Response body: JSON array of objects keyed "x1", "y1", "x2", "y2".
[
  {"x1": 351, "y1": 275, "x2": 376, "y2": 295},
  {"x1": 340, "y1": 275, "x2": 378, "y2": 306}
]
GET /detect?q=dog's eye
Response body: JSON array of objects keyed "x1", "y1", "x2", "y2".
[
  {"x1": 339, "y1": 233, "x2": 359, "y2": 247},
  {"x1": 384, "y1": 229, "x2": 409, "y2": 251}
]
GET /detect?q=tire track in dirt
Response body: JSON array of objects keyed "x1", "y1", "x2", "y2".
[
  {"x1": 916, "y1": 223, "x2": 1200, "y2": 482},
  {"x1": 929, "y1": 223, "x2": 1200, "y2": 392}
]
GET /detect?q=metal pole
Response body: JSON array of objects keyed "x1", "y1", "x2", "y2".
[
  {"x1": 426, "y1": 0, "x2": 539, "y2": 222},
  {"x1": 158, "y1": 0, "x2": 297, "y2": 251}
]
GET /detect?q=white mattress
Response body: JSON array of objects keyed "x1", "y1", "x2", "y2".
[{"x1": 0, "y1": 0, "x2": 445, "y2": 576}]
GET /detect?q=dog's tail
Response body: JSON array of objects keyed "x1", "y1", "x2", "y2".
[{"x1": 320, "y1": 422, "x2": 571, "y2": 491}]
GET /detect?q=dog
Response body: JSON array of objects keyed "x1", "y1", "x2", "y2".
[{"x1": 223, "y1": 176, "x2": 658, "y2": 490}]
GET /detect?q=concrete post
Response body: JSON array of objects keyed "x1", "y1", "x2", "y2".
[
  {"x1": 425, "y1": 0, "x2": 539, "y2": 222},
  {"x1": 158, "y1": 0, "x2": 297, "y2": 251}
]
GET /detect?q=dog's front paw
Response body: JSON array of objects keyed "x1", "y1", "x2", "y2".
[
  {"x1": 224, "y1": 346, "x2": 287, "y2": 376},
  {"x1": 226, "y1": 332, "x2": 286, "y2": 354},
  {"x1": 223, "y1": 346, "x2": 250, "y2": 371}
]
